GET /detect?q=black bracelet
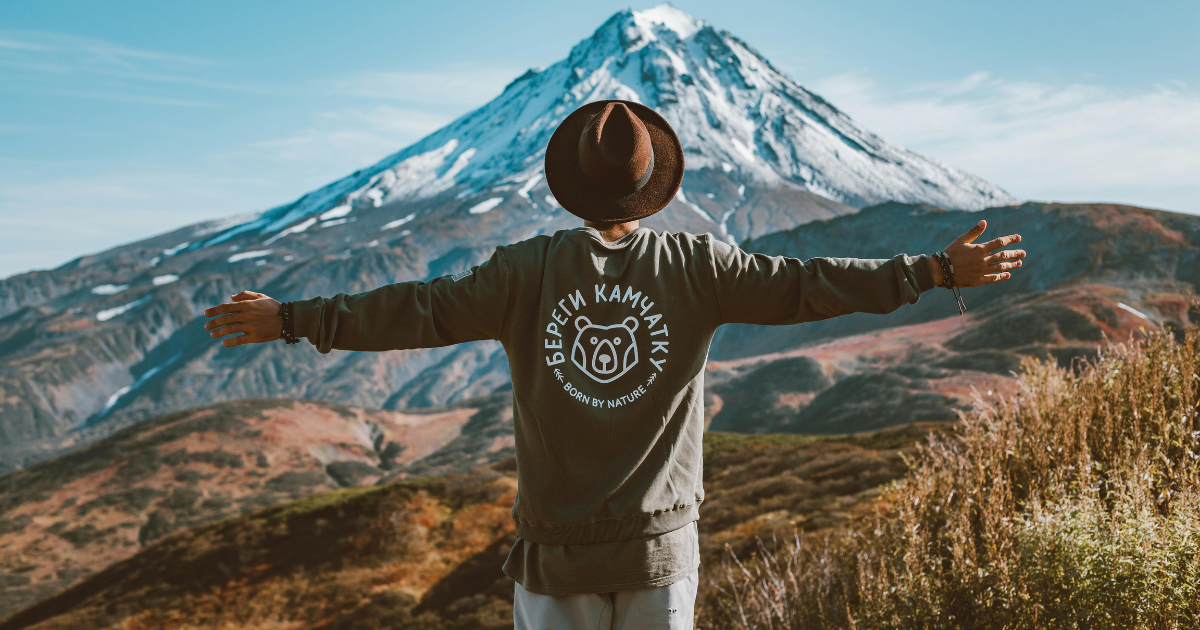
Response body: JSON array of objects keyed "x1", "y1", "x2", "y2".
[
  {"x1": 933, "y1": 251, "x2": 966, "y2": 316},
  {"x1": 278, "y1": 301, "x2": 300, "y2": 344}
]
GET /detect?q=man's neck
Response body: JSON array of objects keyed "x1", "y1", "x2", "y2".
[{"x1": 584, "y1": 220, "x2": 640, "y2": 242}]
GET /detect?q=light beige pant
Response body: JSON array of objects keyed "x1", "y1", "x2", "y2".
[{"x1": 513, "y1": 568, "x2": 698, "y2": 630}]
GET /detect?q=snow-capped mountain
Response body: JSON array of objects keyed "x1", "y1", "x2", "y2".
[
  {"x1": 204, "y1": 3, "x2": 1013, "y2": 248},
  {"x1": 0, "y1": 4, "x2": 1018, "y2": 468}
]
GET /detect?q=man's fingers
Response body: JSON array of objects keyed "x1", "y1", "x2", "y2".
[
  {"x1": 983, "y1": 234, "x2": 1022, "y2": 252},
  {"x1": 954, "y1": 220, "x2": 987, "y2": 245},
  {"x1": 991, "y1": 260, "x2": 1023, "y2": 272},
  {"x1": 203, "y1": 302, "x2": 244, "y2": 318},
  {"x1": 210, "y1": 324, "x2": 247, "y2": 339},
  {"x1": 983, "y1": 249, "x2": 1026, "y2": 264},
  {"x1": 982, "y1": 272, "x2": 1012, "y2": 284},
  {"x1": 204, "y1": 313, "x2": 244, "y2": 330},
  {"x1": 231, "y1": 291, "x2": 266, "y2": 302},
  {"x1": 222, "y1": 334, "x2": 251, "y2": 347}
]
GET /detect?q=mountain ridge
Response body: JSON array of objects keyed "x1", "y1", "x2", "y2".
[{"x1": 712, "y1": 201, "x2": 1199, "y2": 359}]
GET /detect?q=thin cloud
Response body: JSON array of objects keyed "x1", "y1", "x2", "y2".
[
  {"x1": 0, "y1": 37, "x2": 55, "y2": 52},
  {"x1": 0, "y1": 57, "x2": 72, "y2": 73},
  {"x1": 247, "y1": 105, "x2": 453, "y2": 163},
  {"x1": 115, "y1": 69, "x2": 278, "y2": 94},
  {"x1": 0, "y1": 30, "x2": 214, "y2": 66},
  {"x1": 812, "y1": 72, "x2": 1200, "y2": 213},
  {"x1": 337, "y1": 66, "x2": 521, "y2": 105},
  {"x1": 0, "y1": 30, "x2": 262, "y2": 107},
  {"x1": 0, "y1": 164, "x2": 275, "y2": 209},
  {"x1": 14, "y1": 87, "x2": 219, "y2": 108}
]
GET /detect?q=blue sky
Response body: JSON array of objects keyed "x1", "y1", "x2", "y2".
[{"x1": 2, "y1": 0, "x2": 1198, "y2": 278}]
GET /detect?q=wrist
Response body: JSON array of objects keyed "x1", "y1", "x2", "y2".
[
  {"x1": 928, "y1": 256, "x2": 945, "y2": 287},
  {"x1": 931, "y1": 250, "x2": 966, "y2": 315},
  {"x1": 278, "y1": 301, "x2": 300, "y2": 344}
]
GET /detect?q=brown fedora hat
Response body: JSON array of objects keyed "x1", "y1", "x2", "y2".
[{"x1": 545, "y1": 100, "x2": 685, "y2": 223}]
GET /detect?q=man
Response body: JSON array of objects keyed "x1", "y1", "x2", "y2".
[{"x1": 204, "y1": 101, "x2": 1025, "y2": 630}]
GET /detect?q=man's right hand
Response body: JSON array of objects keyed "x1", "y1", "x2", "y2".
[{"x1": 203, "y1": 291, "x2": 283, "y2": 347}]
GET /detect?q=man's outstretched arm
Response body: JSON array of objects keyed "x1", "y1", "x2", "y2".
[
  {"x1": 710, "y1": 219, "x2": 1024, "y2": 326},
  {"x1": 204, "y1": 248, "x2": 511, "y2": 352}
]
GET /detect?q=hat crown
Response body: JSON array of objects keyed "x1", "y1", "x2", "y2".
[{"x1": 577, "y1": 102, "x2": 655, "y2": 195}]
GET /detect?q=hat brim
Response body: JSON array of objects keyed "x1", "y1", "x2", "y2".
[{"x1": 544, "y1": 100, "x2": 685, "y2": 223}]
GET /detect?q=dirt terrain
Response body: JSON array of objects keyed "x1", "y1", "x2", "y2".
[
  {"x1": 0, "y1": 426, "x2": 942, "y2": 630},
  {"x1": 0, "y1": 398, "x2": 497, "y2": 618}
]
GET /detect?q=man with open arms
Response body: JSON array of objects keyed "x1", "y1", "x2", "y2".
[{"x1": 204, "y1": 101, "x2": 1025, "y2": 630}]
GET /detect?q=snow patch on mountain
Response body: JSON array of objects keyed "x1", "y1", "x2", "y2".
[
  {"x1": 91, "y1": 284, "x2": 128, "y2": 296},
  {"x1": 632, "y1": 4, "x2": 703, "y2": 40},
  {"x1": 264, "y1": 217, "x2": 318, "y2": 245},
  {"x1": 517, "y1": 174, "x2": 543, "y2": 200},
  {"x1": 227, "y1": 249, "x2": 273, "y2": 263},
  {"x1": 676, "y1": 189, "x2": 714, "y2": 222},
  {"x1": 382, "y1": 213, "x2": 416, "y2": 230},
  {"x1": 468, "y1": 198, "x2": 504, "y2": 215},
  {"x1": 97, "y1": 352, "x2": 182, "y2": 418},
  {"x1": 96, "y1": 295, "x2": 151, "y2": 322},
  {"x1": 320, "y1": 205, "x2": 352, "y2": 220},
  {"x1": 1117, "y1": 302, "x2": 1150, "y2": 321}
]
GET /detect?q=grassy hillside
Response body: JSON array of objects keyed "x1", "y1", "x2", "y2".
[{"x1": 702, "y1": 330, "x2": 1200, "y2": 629}]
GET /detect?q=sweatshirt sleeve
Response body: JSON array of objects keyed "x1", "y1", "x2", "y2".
[
  {"x1": 292, "y1": 247, "x2": 510, "y2": 353},
  {"x1": 707, "y1": 238, "x2": 936, "y2": 326}
]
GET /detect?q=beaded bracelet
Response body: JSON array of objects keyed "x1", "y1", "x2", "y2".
[
  {"x1": 278, "y1": 301, "x2": 300, "y2": 344},
  {"x1": 934, "y1": 251, "x2": 966, "y2": 316}
]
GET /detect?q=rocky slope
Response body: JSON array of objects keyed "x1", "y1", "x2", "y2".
[
  {"x1": 0, "y1": 4, "x2": 1014, "y2": 468},
  {"x1": 0, "y1": 426, "x2": 940, "y2": 630},
  {"x1": 0, "y1": 398, "x2": 514, "y2": 619}
]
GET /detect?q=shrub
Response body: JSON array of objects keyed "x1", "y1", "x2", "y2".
[{"x1": 701, "y1": 330, "x2": 1200, "y2": 629}]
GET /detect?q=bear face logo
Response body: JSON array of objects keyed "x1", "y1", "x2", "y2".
[{"x1": 571, "y1": 315, "x2": 639, "y2": 384}]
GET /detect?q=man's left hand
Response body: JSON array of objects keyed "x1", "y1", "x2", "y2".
[{"x1": 930, "y1": 220, "x2": 1025, "y2": 288}]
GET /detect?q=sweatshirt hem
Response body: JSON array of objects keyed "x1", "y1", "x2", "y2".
[
  {"x1": 515, "y1": 503, "x2": 701, "y2": 545},
  {"x1": 506, "y1": 559, "x2": 701, "y2": 596}
]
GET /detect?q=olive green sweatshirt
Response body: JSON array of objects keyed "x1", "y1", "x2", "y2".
[{"x1": 294, "y1": 226, "x2": 934, "y2": 563}]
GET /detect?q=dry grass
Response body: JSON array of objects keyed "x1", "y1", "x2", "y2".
[{"x1": 699, "y1": 330, "x2": 1200, "y2": 629}]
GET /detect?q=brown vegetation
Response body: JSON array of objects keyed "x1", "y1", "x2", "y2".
[
  {"x1": 701, "y1": 331, "x2": 1200, "y2": 629},
  {"x1": 0, "y1": 473, "x2": 518, "y2": 630}
]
